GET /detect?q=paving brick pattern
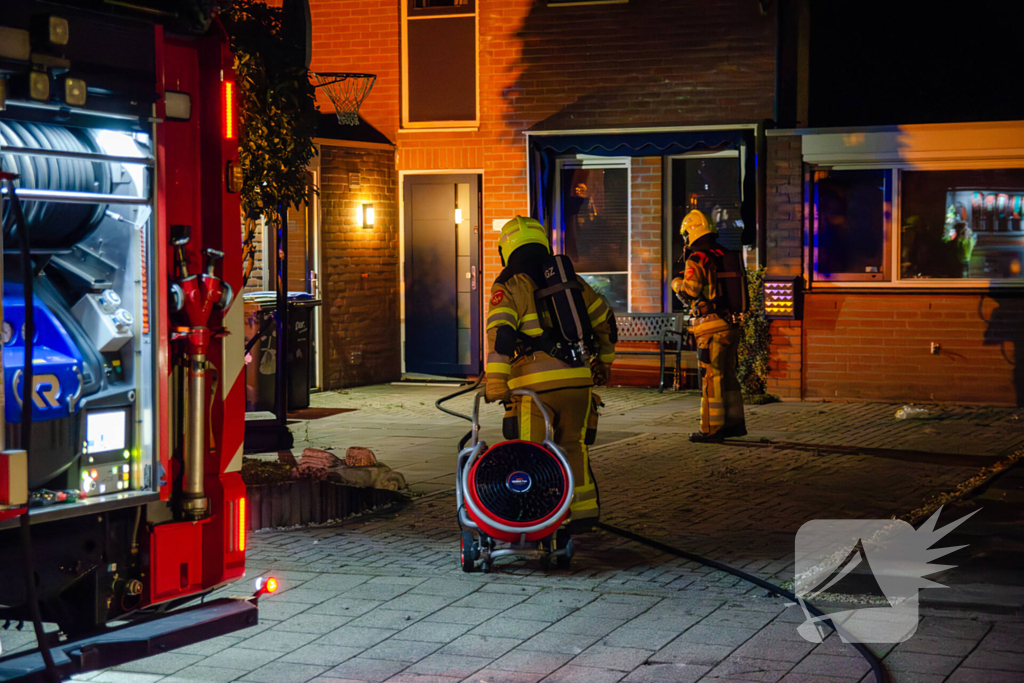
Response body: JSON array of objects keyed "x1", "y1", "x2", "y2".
[{"x1": 60, "y1": 386, "x2": 1024, "y2": 683}]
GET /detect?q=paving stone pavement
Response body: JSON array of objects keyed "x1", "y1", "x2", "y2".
[{"x1": 50, "y1": 386, "x2": 1024, "y2": 682}]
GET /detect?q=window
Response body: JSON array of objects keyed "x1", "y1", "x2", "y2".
[
  {"x1": 667, "y1": 153, "x2": 744, "y2": 311},
  {"x1": 811, "y1": 169, "x2": 891, "y2": 281},
  {"x1": 402, "y1": 0, "x2": 477, "y2": 128},
  {"x1": 555, "y1": 159, "x2": 630, "y2": 311},
  {"x1": 901, "y1": 169, "x2": 1024, "y2": 280}
]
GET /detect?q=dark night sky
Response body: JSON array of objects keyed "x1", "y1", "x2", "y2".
[{"x1": 809, "y1": 1, "x2": 1024, "y2": 127}]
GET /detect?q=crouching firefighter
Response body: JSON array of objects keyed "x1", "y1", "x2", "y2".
[
  {"x1": 485, "y1": 216, "x2": 616, "y2": 533},
  {"x1": 670, "y1": 209, "x2": 748, "y2": 443}
]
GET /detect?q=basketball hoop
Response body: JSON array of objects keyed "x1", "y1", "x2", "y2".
[{"x1": 312, "y1": 72, "x2": 376, "y2": 125}]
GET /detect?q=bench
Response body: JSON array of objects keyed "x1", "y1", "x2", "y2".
[{"x1": 613, "y1": 312, "x2": 689, "y2": 392}]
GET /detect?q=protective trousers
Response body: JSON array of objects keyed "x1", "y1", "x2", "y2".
[
  {"x1": 503, "y1": 387, "x2": 599, "y2": 525},
  {"x1": 696, "y1": 327, "x2": 745, "y2": 435}
]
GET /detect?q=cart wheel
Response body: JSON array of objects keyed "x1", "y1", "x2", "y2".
[
  {"x1": 557, "y1": 539, "x2": 574, "y2": 569},
  {"x1": 461, "y1": 530, "x2": 476, "y2": 573},
  {"x1": 556, "y1": 529, "x2": 573, "y2": 569}
]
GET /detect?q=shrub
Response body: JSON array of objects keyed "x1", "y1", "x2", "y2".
[{"x1": 738, "y1": 266, "x2": 773, "y2": 397}]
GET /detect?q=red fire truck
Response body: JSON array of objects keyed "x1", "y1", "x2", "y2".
[{"x1": 0, "y1": 2, "x2": 267, "y2": 680}]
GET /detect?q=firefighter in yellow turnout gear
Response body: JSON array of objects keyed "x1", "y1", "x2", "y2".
[
  {"x1": 670, "y1": 210, "x2": 748, "y2": 443},
  {"x1": 485, "y1": 216, "x2": 616, "y2": 531}
]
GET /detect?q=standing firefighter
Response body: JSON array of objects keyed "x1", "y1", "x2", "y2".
[
  {"x1": 671, "y1": 210, "x2": 748, "y2": 442},
  {"x1": 485, "y1": 216, "x2": 616, "y2": 532}
]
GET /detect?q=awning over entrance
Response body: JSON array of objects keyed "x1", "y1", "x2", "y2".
[{"x1": 527, "y1": 127, "x2": 757, "y2": 245}]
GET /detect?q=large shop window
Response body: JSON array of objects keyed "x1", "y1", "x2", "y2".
[
  {"x1": 403, "y1": 0, "x2": 477, "y2": 127},
  {"x1": 810, "y1": 166, "x2": 1024, "y2": 283},
  {"x1": 556, "y1": 160, "x2": 630, "y2": 311},
  {"x1": 901, "y1": 168, "x2": 1024, "y2": 280},
  {"x1": 667, "y1": 153, "x2": 744, "y2": 312}
]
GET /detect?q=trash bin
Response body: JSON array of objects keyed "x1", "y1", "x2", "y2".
[{"x1": 243, "y1": 292, "x2": 320, "y2": 412}]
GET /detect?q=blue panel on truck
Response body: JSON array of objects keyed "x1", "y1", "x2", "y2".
[{"x1": 3, "y1": 285, "x2": 84, "y2": 424}]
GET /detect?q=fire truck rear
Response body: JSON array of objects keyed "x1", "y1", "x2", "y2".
[{"x1": 0, "y1": 3, "x2": 262, "y2": 680}]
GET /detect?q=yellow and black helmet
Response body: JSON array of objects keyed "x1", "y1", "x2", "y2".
[
  {"x1": 498, "y1": 216, "x2": 550, "y2": 265},
  {"x1": 680, "y1": 209, "x2": 717, "y2": 244}
]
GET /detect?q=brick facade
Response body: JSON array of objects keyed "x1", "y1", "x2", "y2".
[
  {"x1": 803, "y1": 292, "x2": 1023, "y2": 405},
  {"x1": 308, "y1": 0, "x2": 775, "y2": 301},
  {"x1": 765, "y1": 134, "x2": 803, "y2": 399},
  {"x1": 319, "y1": 144, "x2": 401, "y2": 389},
  {"x1": 630, "y1": 156, "x2": 663, "y2": 312}
]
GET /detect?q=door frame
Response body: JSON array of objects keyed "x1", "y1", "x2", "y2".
[{"x1": 398, "y1": 169, "x2": 484, "y2": 376}]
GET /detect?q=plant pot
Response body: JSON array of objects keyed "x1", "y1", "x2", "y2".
[{"x1": 245, "y1": 480, "x2": 403, "y2": 531}]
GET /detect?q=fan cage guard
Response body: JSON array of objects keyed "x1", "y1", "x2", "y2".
[
  {"x1": 466, "y1": 440, "x2": 570, "y2": 543},
  {"x1": 312, "y1": 72, "x2": 377, "y2": 126}
]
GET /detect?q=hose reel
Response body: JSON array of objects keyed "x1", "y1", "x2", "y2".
[{"x1": 0, "y1": 120, "x2": 113, "y2": 249}]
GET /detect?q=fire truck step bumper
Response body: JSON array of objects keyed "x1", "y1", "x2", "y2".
[{"x1": 0, "y1": 597, "x2": 259, "y2": 682}]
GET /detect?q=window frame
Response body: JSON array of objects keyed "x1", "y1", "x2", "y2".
[
  {"x1": 808, "y1": 166, "x2": 893, "y2": 283},
  {"x1": 805, "y1": 159, "x2": 1024, "y2": 289},
  {"x1": 400, "y1": 0, "x2": 480, "y2": 130},
  {"x1": 553, "y1": 155, "x2": 633, "y2": 311},
  {"x1": 662, "y1": 149, "x2": 744, "y2": 311}
]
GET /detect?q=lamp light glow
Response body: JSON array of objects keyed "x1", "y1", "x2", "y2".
[
  {"x1": 362, "y1": 204, "x2": 374, "y2": 229},
  {"x1": 223, "y1": 81, "x2": 235, "y2": 139},
  {"x1": 455, "y1": 208, "x2": 463, "y2": 224}
]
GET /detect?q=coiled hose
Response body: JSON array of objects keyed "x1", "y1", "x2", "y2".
[{"x1": 0, "y1": 120, "x2": 110, "y2": 248}]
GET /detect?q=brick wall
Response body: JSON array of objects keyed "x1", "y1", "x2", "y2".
[
  {"x1": 630, "y1": 156, "x2": 662, "y2": 312},
  {"x1": 804, "y1": 293, "x2": 1023, "y2": 406},
  {"x1": 766, "y1": 134, "x2": 804, "y2": 398},
  {"x1": 319, "y1": 144, "x2": 400, "y2": 388}
]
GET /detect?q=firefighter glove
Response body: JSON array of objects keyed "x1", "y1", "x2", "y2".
[
  {"x1": 592, "y1": 362, "x2": 612, "y2": 386},
  {"x1": 485, "y1": 376, "x2": 511, "y2": 403}
]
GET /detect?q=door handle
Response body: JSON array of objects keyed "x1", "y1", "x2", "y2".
[{"x1": 470, "y1": 265, "x2": 477, "y2": 291}]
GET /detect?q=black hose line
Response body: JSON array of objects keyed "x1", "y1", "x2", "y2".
[
  {"x1": 5, "y1": 179, "x2": 61, "y2": 683},
  {"x1": 435, "y1": 376, "x2": 483, "y2": 451},
  {"x1": 597, "y1": 522, "x2": 886, "y2": 683},
  {"x1": 434, "y1": 375, "x2": 483, "y2": 422}
]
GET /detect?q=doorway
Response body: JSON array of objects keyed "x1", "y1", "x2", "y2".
[{"x1": 403, "y1": 174, "x2": 481, "y2": 376}]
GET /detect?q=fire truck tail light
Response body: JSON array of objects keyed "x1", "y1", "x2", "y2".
[
  {"x1": 266, "y1": 577, "x2": 278, "y2": 593},
  {"x1": 223, "y1": 81, "x2": 235, "y2": 139},
  {"x1": 238, "y1": 496, "x2": 246, "y2": 552}
]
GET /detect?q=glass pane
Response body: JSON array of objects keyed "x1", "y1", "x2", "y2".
[
  {"x1": 456, "y1": 183, "x2": 471, "y2": 256},
  {"x1": 456, "y1": 256, "x2": 471, "y2": 293},
  {"x1": 814, "y1": 169, "x2": 888, "y2": 279},
  {"x1": 580, "y1": 273, "x2": 627, "y2": 313},
  {"x1": 669, "y1": 156, "x2": 743, "y2": 312},
  {"x1": 457, "y1": 292, "x2": 471, "y2": 329},
  {"x1": 901, "y1": 169, "x2": 1024, "y2": 280},
  {"x1": 457, "y1": 328, "x2": 471, "y2": 366},
  {"x1": 561, "y1": 167, "x2": 629, "y2": 273}
]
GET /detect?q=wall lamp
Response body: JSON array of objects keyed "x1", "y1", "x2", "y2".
[{"x1": 362, "y1": 203, "x2": 374, "y2": 229}]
